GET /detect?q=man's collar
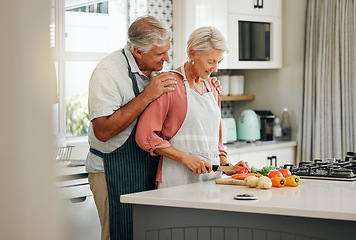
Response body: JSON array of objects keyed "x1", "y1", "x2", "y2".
[{"x1": 123, "y1": 45, "x2": 140, "y2": 73}]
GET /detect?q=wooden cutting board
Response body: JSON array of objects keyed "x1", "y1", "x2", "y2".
[{"x1": 215, "y1": 177, "x2": 246, "y2": 186}]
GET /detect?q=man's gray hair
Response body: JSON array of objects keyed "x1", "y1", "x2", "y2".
[
  {"x1": 186, "y1": 26, "x2": 228, "y2": 58},
  {"x1": 127, "y1": 15, "x2": 171, "y2": 53}
]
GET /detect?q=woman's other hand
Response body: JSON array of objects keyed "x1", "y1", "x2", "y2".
[
  {"x1": 236, "y1": 160, "x2": 250, "y2": 171},
  {"x1": 211, "y1": 77, "x2": 222, "y2": 95}
]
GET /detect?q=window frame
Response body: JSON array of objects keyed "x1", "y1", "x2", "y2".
[{"x1": 52, "y1": 0, "x2": 127, "y2": 145}]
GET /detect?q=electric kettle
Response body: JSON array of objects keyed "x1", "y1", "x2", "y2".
[{"x1": 237, "y1": 110, "x2": 261, "y2": 141}]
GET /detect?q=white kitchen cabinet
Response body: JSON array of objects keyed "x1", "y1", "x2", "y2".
[
  {"x1": 57, "y1": 166, "x2": 101, "y2": 240},
  {"x1": 226, "y1": 142, "x2": 296, "y2": 169},
  {"x1": 227, "y1": 0, "x2": 282, "y2": 69},
  {"x1": 228, "y1": 0, "x2": 282, "y2": 17},
  {"x1": 173, "y1": 0, "x2": 282, "y2": 69},
  {"x1": 172, "y1": 0, "x2": 228, "y2": 69}
]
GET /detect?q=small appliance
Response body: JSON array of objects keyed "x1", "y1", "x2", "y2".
[
  {"x1": 221, "y1": 118, "x2": 237, "y2": 143},
  {"x1": 237, "y1": 110, "x2": 260, "y2": 141},
  {"x1": 254, "y1": 110, "x2": 275, "y2": 141}
]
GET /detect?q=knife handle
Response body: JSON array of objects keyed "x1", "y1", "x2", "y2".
[
  {"x1": 212, "y1": 165, "x2": 219, "y2": 172},
  {"x1": 211, "y1": 164, "x2": 231, "y2": 172}
]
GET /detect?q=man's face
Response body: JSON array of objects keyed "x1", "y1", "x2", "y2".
[{"x1": 139, "y1": 43, "x2": 170, "y2": 72}]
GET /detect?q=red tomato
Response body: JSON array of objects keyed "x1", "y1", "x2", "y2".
[
  {"x1": 268, "y1": 170, "x2": 283, "y2": 179},
  {"x1": 278, "y1": 168, "x2": 292, "y2": 178},
  {"x1": 236, "y1": 165, "x2": 249, "y2": 174}
]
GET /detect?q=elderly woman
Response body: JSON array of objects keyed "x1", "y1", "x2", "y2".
[{"x1": 136, "y1": 26, "x2": 249, "y2": 188}]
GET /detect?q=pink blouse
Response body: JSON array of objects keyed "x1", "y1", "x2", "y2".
[{"x1": 135, "y1": 72, "x2": 227, "y2": 182}]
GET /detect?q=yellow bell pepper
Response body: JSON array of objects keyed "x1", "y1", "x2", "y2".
[{"x1": 285, "y1": 175, "x2": 300, "y2": 187}]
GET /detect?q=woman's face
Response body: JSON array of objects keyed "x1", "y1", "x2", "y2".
[{"x1": 192, "y1": 49, "x2": 224, "y2": 79}]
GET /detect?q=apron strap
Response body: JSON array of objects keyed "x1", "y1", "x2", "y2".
[
  {"x1": 121, "y1": 48, "x2": 140, "y2": 97},
  {"x1": 89, "y1": 147, "x2": 106, "y2": 159},
  {"x1": 90, "y1": 49, "x2": 141, "y2": 160}
]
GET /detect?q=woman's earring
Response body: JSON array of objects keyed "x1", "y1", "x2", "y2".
[{"x1": 192, "y1": 61, "x2": 195, "y2": 65}]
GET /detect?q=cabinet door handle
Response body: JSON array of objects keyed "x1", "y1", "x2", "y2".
[
  {"x1": 254, "y1": 0, "x2": 264, "y2": 8},
  {"x1": 254, "y1": 0, "x2": 259, "y2": 8}
]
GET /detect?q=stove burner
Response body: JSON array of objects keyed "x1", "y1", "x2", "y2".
[{"x1": 283, "y1": 152, "x2": 356, "y2": 181}]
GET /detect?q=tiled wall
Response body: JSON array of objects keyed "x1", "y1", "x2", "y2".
[
  {"x1": 221, "y1": 102, "x2": 234, "y2": 118},
  {"x1": 128, "y1": 0, "x2": 173, "y2": 70}
]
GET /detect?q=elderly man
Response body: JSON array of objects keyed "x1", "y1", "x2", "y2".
[{"x1": 86, "y1": 16, "x2": 176, "y2": 240}]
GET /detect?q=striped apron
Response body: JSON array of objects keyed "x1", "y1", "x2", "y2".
[{"x1": 90, "y1": 49, "x2": 159, "y2": 240}]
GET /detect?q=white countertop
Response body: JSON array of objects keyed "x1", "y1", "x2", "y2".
[
  {"x1": 55, "y1": 162, "x2": 88, "y2": 188},
  {"x1": 121, "y1": 178, "x2": 356, "y2": 221},
  {"x1": 55, "y1": 161, "x2": 87, "y2": 176},
  {"x1": 224, "y1": 140, "x2": 297, "y2": 154}
]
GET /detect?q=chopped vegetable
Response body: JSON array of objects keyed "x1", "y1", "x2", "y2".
[
  {"x1": 231, "y1": 173, "x2": 261, "y2": 180},
  {"x1": 231, "y1": 173, "x2": 248, "y2": 180},
  {"x1": 285, "y1": 175, "x2": 300, "y2": 187},
  {"x1": 257, "y1": 176, "x2": 272, "y2": 189},
  {"x1": 271, "y1": 177, "x2": 286, "y2": 187},
  {"x1": 250, "y1": 166, "x2": 259, "y2": 173},
  {"x1": 250, "y1": 165, "x2": 275, "y2": 176},
  {"x1": 244, "y1": 176, "x2": 259, "y2": 188}
]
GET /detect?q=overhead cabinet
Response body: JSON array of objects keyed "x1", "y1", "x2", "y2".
[
  {"x1": 173, "y1": 0, "x2": 282, "y2": 69},
  {"x1": 227, "y1": 0, "x2": 282, "y2": 69},
  {"x1": 172, "y1": 0, "x2": 229, "y2": 69},
  {"x1": 228, "y1": 0, "x2": 282, "y2": 17}
]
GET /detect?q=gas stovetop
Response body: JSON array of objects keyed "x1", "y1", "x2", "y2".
[{"x1": 283, "y1": 152, "x2": 356, "y2": 181}]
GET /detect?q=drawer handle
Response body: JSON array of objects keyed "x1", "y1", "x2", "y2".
[{"x1": 70, "y1": 196, "x2": 87, "y2": 203}]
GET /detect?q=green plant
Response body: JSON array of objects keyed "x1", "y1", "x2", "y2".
[{"x1": 66, "y1": 92, "x2": 89, "y2": 136}]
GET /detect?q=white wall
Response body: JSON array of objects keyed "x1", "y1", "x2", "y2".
[
  {"x1": 0, "y1": 1, "x2": 66, "y2": 239},
  {"x1": 233, "y1": 0, "x2": 307, "y2": 142}
]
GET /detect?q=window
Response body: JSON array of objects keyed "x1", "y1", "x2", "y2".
[{"x1": 51, "y1": 0, "x2": 127, "y2": 143}]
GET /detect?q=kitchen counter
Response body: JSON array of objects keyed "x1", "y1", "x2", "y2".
[
  {"x1": 121, "y1": 179, "x2": 356, "y2": 240},
  {"x1": 55, "y1": 162, "x2": 101, "y2": 240},
  {"x1": 55, "y1": 161, "x2": 88, "y2": 188},
  {"x1": 224, "y1": 140, "x2": 297, "y2": 154}
]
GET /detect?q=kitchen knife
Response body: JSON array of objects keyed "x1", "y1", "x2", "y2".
[{"x1": 212, "y1": 165, "x2": 246, "y2": 172}]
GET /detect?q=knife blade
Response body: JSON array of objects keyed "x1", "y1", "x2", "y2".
[{"x1": 211, "y1": 165, "x2": 247, "y2": 172}]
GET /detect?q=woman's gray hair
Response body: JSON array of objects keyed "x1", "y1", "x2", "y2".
[
  {"x1": 186, "y1": 26, "x2": 228, "y2": 58},
  {"x1": 127, "y1": 15, "x2": 171, "y2": 53}
]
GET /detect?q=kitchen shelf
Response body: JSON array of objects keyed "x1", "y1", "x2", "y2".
[{"x1": 220, "y1": 95, "x2": 255, "y2": 102}]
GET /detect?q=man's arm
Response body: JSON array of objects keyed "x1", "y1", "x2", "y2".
[{"x1": 92, "y1": 72, "x2": 177, "y2": 142}]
